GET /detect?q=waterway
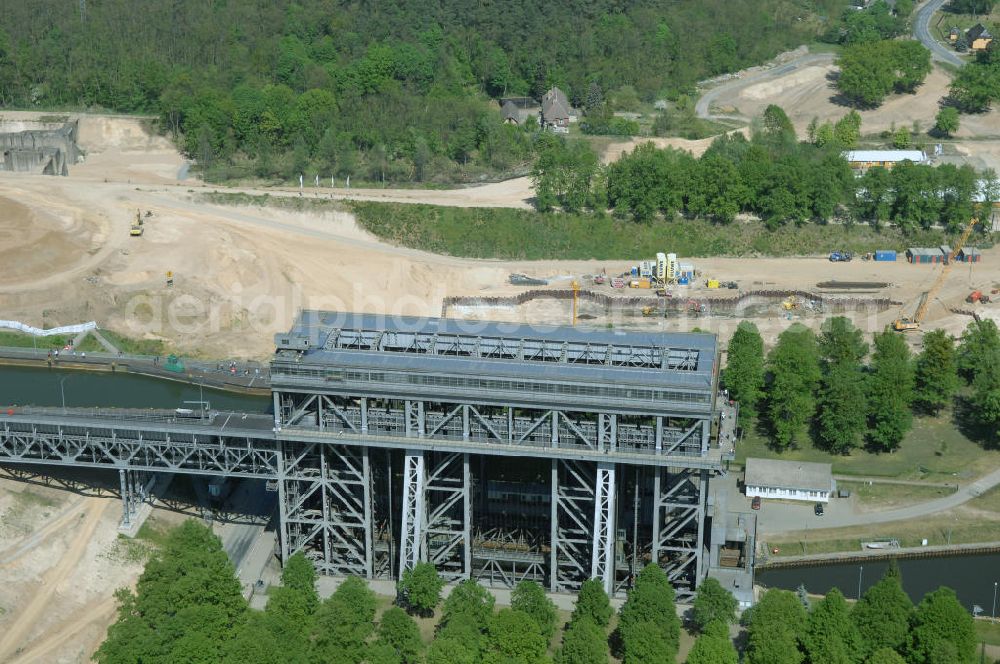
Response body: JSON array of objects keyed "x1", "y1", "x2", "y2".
[
  {"x1": 0, "y1": 365, "x2": 270, "y2": 412},
  {"x1": 757, "y1": 553, "x2": 1000, "y2": 614}
]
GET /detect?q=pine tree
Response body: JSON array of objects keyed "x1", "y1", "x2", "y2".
[
  {"x1": 803, "y1": 588, "x2": 862, "y2": 664},
  {"x1": 687, "y1": 620, "x2": 738, "y2": 664},
  {"x1": 723, "y1": 321, "x2": 765, "y2": 419},
  {"x1": 766, "y1": 325, "x2": 822, "y2": 449},
  {"x1": 913, "y1": 330, "x2": 959, "y2": 414},
  {"x1": 907, "y1": 587, "x2": 977, "y2": 664},
  {"x1": 618, "y1": 564, "x2": 680, "y2": 663},
  {"x1": 571, "y1": 578, "x2": 613, "y2": 627},
  {"x1": 852, "y1": 562, "x2": 913, "y2": 659},
  {"x1": 867, "y1": 330, "x2": 914, "y2": 451}
]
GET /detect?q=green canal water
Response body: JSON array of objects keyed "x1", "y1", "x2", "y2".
[{"x1": 0, "y1": 365, "x2": 270, "y2": 412}]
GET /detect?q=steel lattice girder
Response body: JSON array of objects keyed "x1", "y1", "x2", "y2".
[
  {"x1": 279, "y1": 441, "x2": 374, "y2": 577},
  {"x1": 651, "y1": 466, "x2": 707, "y2": 597},
  {"x1": 423, "y1": 452, "x2": 471, "y2": 580},
  {"x1": 550, "y1": 458, "x2": 615, "y2": 593},
  {"x1": 0, "y1": 423, "x2": 279, "y2": 477}
]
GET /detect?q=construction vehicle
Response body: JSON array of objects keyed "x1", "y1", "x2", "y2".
[
  {"x1": 782, "y1": 295, "x2": 800, "y2": 311},
  {"x1": 129, "y1": 208, "x2": 144, "y2": 237},
  {"x1": 641, "y1": 305, "x2": 657, "y2": 317},
  {"x1": 893, "y1": 218, "x2": 978, "y2": 332},
  {"x1": 968, "y1": 290, "x2": 983, "y2": 304}
]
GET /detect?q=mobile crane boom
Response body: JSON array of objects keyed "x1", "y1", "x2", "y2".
[{"x1": 893, "y1": 218, "x2": 978, "y2": 332}]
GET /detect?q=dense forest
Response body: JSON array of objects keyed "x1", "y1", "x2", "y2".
[
  {"x1": 0, "y1": 0, "x2": 851, "y2": 183},
  {"x1": 96, "y1": 520, "x2": 990, "y2": 664}
]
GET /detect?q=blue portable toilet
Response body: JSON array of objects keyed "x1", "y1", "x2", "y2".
[{"x1": 678, "y1": 276, "x2": 689, "y2": 285}]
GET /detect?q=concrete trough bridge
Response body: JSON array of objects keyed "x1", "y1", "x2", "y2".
[{"x1": 0, "y1": 311, "x2": 736, "y2": 599}]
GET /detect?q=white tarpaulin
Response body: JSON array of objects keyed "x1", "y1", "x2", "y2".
[{"x1": 0, "y1": 320, "x2": 97, "y2": 337}]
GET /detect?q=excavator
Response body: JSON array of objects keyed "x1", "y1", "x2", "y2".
[{"x1": 893, "y1": 218, "x2": 978, "y2": 332}]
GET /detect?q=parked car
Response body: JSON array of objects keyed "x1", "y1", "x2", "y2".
[
  {"x1": 814, "y1": 502, "x2": 825, "y2": 516},
  {"x1": 751, "y1": 496, "x2": 761, "y2": 510}
]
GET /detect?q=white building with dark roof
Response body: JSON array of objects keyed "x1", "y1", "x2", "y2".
[{"x1": 743, "y1": 458, "x2": 834, "y2": 503}]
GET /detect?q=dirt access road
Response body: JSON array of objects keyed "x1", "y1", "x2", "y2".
[{"x1": 0, "y1": 477, "x2": 149, "y2": 664}]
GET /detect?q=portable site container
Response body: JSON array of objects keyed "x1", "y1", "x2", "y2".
[
  {"x1": 958, "y1": 247, "x2": 982, "y2": 263},
  {"x1": 906, "y1": 248, "x2": 944, "y2": 264},
  {"x1": 678, "y1": 276, "x2": 689, "y2": 285},
  {"x1": 640, "y1": 261, "x2": 653, "y2": 278},
  {"x1": 707, "y1": 279, "x2": 720, "y2": 289},
  {"x1": 630, "y1": 266, "x2": 639, "y2": 277},
  {"x1": 655, "y1": 253, "x2": 667, "y2": 281},
  {"x1": 873, "y1": 250, "x2": 897, "y2": 261}
]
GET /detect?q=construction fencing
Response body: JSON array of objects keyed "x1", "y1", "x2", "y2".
[
  {"x1": 442, "y1": 289, "x2": 901, "y2": 318},
  {"x1": 0, "y1": 320, "x2": 96, "y2": 337}
]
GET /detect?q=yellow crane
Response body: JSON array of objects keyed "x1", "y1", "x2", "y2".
[
  {"x1": 571, "y1": 280, "x2": 580, "y2": 326},
  {"x1": 893, "y1": 218, "x2": 978, "y2": 332}
]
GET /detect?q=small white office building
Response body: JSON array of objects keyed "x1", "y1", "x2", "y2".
[{"x1": 744, "y1": 458, "x2": 835, "y2": 503}]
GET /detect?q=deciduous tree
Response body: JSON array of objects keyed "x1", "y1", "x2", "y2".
[
  {"x1": 913, "y1": 330, "x2": 959, "y2": 414},
  {"x1": 398, "y1": 562, "x2": 444, "y2": 616},
  {"x1": 867, "y1": 330, "x2": 914, "y2": 451},
  {"x1": 766, "y1": 325, "x2": 822, "y2": 449},
  {"x1": 692, "y1": 577, "x2": 738, "y2": 631},
  {"x1": 511, "y1": 580, "x2": 558, "y2": 641},
  {"x1": 376, "y1": 606, "x2": 424, "y2": 664},
  {"x1": 557, "y1": 618, "x2": 607, "y2": 664},
  {"x1": 723, "y1": 321, "x2": 765, "y2": 419}
]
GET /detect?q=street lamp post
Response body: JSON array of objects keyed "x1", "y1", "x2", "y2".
[
  {"x1": 993, "y1": 581, "x2": 997, "y2": 623},
  {"x1": 858, "y1": 565, "x2": 863, "y2": 600}
]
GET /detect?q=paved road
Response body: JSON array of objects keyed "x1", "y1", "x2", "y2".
[
  {"x1": 695, "y1": 53, "x2": 837, "y2": 122},
  {"x1": 759, "y1": 465, "x2": 1000, "y2": 535},
  {"x1": 913, "y1": 0, "x2": 965, "y2": 67}
]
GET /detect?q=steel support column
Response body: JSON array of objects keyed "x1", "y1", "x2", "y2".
[
  {"x1": 398, "y1": 449, "x2": 425, "y2": 577},
  {"x1": 423, "y1": 452, "x2": 472, "y2": 580},
  {"x1": 590, "y1": 461, "x2": 616, "y2": 593},
  {"x1": 650, "y1": 466, "x2": 704, "y2": 599}
]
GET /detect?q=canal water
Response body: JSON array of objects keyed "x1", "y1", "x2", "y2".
[
  {"x1": 757, "y1": 553, "x2": 1000, "y2": 614},
  {"x1": 0, "y1": 365, "x2": 270, "y2": 412}
]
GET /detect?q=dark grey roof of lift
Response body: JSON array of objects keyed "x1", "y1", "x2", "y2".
[{"x1": 277, "y1": 310, "x2": 717, "y2": 391}]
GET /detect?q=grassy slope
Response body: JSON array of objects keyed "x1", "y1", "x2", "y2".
[
  {"x1": 198, "y1": 192, "x2": 957, "y2": 260},
  {"x1": 738, "y1": 410, "x2": 1000, "y2": 481}
]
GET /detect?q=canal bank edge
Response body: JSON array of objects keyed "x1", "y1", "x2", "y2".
[
  {"x1": 758, "y1": 540, "x2": 1000, "y2": 569},
  {"x1": 0, "y1": 354, "x2": 270, "y2": 397}
]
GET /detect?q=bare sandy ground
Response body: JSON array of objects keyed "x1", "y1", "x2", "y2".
[
  {"x1": 0, "y1": 111, "x2": 996, "y2": 360},
  {"x1": 0, "y1": 479, "x2": 145, "y2": 664}
]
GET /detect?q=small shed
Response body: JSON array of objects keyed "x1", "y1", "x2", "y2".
[
  {"x1": 957, "y1": 247, "x2": 982, "y2": 263},
  {"x1": 744, "y1": 458, "x2": 835, "y2": 503},
  {"x1": 906, "y1": 247, "x2": 945, "y2": 264}
]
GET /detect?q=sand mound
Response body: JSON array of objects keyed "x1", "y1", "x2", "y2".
[{"x1": 76, "y1": 116, "x2": 174, "y2": 153}]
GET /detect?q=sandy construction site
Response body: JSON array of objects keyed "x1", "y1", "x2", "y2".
[
  {"x1": 0, "y1": 110, "x2": 996, "y2": 361},
  {"x1": 0, "y1": 474, "x2": 147, "y2": 664}
]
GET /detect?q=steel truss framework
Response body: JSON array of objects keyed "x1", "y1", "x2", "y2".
[{"x1": 0, "y1": 400, "x2": 719, "y2": 597}]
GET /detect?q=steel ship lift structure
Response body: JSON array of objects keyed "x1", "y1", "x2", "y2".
[{"x1": 0, "y1": 311, "x2": 732, "y2": 599}]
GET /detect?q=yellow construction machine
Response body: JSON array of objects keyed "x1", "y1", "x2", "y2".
[
  {"x1": 129, "y1": 208, "x2": 144, "y2": 237},
  {"x1": 782, "y1": 295, "x2": 800, "y2": 311},
  {"x1": 893, "y1": 218, "x2": 978, "y2": 332}
]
